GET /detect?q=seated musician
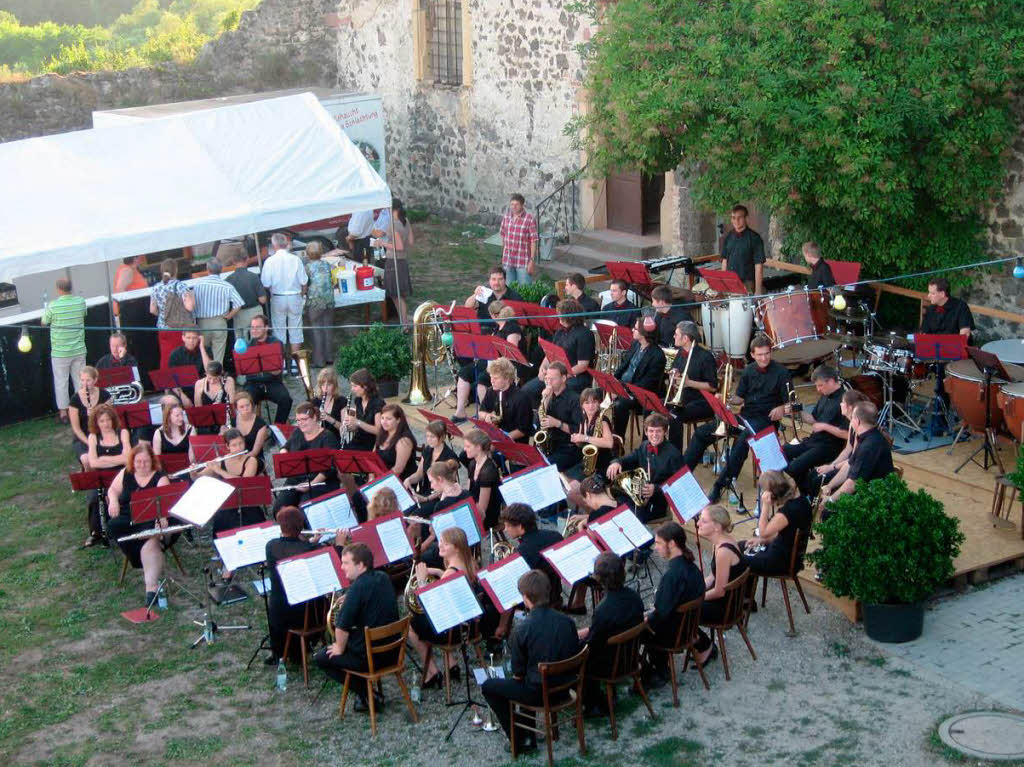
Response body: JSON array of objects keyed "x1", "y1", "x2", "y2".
[
  {"x1": 241, "y1": 314, "x2": 292, "y2": 424},
  {"x1": 314, "y1": 542, "x2": 400, "y2": 714},
  {"x1": 692, "y1": 504, "x2": 747, "y2": 668},
  {"x1": 802, "y1": 242, "x2": 835, "y2": 289},
  {"x1": 340, "y1": 368, "x2": 384, "y2": 451},
  {"x1": 229, "y1": 391, "x2": 270, "y2": 471},
  {"x1": 375, "y1": 404, "x2": 417, "y2": 484},
  {"x1": 314, "y1": 367, "x2": 348, "y2": 439},
  {"x1": 565, "y1": 387, "x2": 615, "y2": 490},
  {"x1": 500, "y1": 503, "x2": 564, "y2": 607},
  {"x1": 782, "y1": 365, "x2": 848, "y2": 496},
  {"x1": 193, "y1": 360, "x2": 235, "y2": 434},
  {"x1": 264, "y1": 506, "x2": 317, "y2": 664},
  {"x1": 83, "y1": 403, "x2": 131, "y2": 547},
  {"x1": 94, "y1": 331, "x2": 138, "y2": 370},
  {"x1": 521, "y1": 299, "x2": 595, "y2": 401},
  {"x1": 106, "y1": 442, "x2": 178, "y2": 607},
  {"x1": 533, "y1": 362, "x2": 584, "y2": 472},
  {"x1": 813, "y1": 389, "x2": 869, "y2": 494},
  {"x1": 667, "y1": 321, "x2": 718, "y2": 445},
  {"x1": 460, "y1": 429, "x2": 502, "y2": 531},
  {"x1": 820, "y1": 402, "x2": 894, "y2": 512},
  {"x1": 578, "y1": 551, "x2": 645, "y2": 716},
  {"x1": 453, "y1": 302, "x2": 527, "y2": 422},
  {"x1": 407, "y1": 527, "x2": 483, "y2": 690},
  {"x1": 335, "y1": 488, "x2": 405, "y2": 547},
  {"x1": 478, "y1": 357, "x2": 533, "y2": 442},
  {"x1": 572, "y1": 475, "x2": 621, "y2": 530},
  {"x1": 69, "y1": 366, "x2": 112, "y2": 469},
  {"x1": 922, "y1": 277, "x2": 974, "y2": 338},
  {"x1": 274, "y1": 401, "x2": 340, "y2": 510},
  {"x1": 481, "y1": 569, "x2": 580, "y2": 756},
  {"x1": 610, "y1": 314, "x2": 665, "y2": 438},
  {"x1": 413, "y1": 460, "x2": 470, "y2": 561},
  {"x1": 403, "y1": 421, "x2": 458, "y2": 501},
  {"x1": 682, "y1": 334, "x2": 791, "y2": 504},
  {"x1": 167, "y1": 328, "x2": 210, "y2": 407},
  {"x1": 464, "y1": 265, "x2": 523, "y2": 334},
  {"x1": 742, "y1": 470, "x2": 812, "y2": 576},
  {"x1": 152, "y1": 401, "x2": 195, "y2": 461},
  {"x1": 651, "y1": 284, "x2": 693, "y2": 346},
  {"x1": 564, "y1": 272, "x2": 600, "y2": 314},
  {"x1": 606, "y1": 413, "x2": 682, "y2": 523},
  {"x1": 601, "y1": 279, "x2": 639, "y2": 329},
  {"x1": 641, "y1": 522, "x2": 705, "y2": 685},
  {"x1": 205, "y1": 428, "x2": 264, "y2": 537}
]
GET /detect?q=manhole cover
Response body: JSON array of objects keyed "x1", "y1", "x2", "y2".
[{"x1": 938, "y1": 712, "x2": 1024, "y2": 760}]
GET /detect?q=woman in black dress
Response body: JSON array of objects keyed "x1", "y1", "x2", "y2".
[
  {"x1": 153, "y1": 402, "x2": 195, "y2": 463},
  {"x1": 460, "y1": 429, "x2": 501, "y2": 531},
  {"x1": 69, "y1": 366, "x2": 111, "y2": 470},
  {"x1": 274, "y1": 401, "x2": 340, "y2": 510},
  {"x1": 204, "y1": 428, "x2": 265, "y2": 536},
  {"x1": 416, "y1": 459, "x2": 470, "y2": 564},
  {"x1": 404, "y1": 421, "x2": 458, "y2": 502},
  {"x1": 229, "y1": 391, "x2": 269, "y2": 471},
  {"x1": 192, "y1": 361, "x2": 235, "y2": 434},
  {"x1": 564, "y1": 474, "x2": 620, "y2": 534},
  {"x1": 742, "y1": 470, "x2": 812, "y2": 576},
  {"x1": 375, "y1": 404, "x2": 417, "y2": 482},
  {"x1": 341, "y1": 368, "x2": 383, "y2": 450},
  {"x1": 693, "y1": 504, "x2": 748, "y2": 667},
  {"x1": 83, "y1": 403, "x2": 131, "y2": 547},
  {"x1": 106, "y1": 442, "x2": 178, "y2": 605},
  {"x1": 314, "y1": 368, "x2": 348, "y2": 439},
  {"x1": 264, "y1": 506, "x2": 318, "y2": 664}
]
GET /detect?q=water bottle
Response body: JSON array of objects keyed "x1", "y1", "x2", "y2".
[
  {"x1": 410, "y1": 680, "x2": 421, "y2": 704},
  {"x1": 157, "y1": 586, "x2": 168, "y2": 610},
  {"x1": 276, "y1": 659, "x2": 288, "y2": 692},
  {"x1": 202, "y1": 612, "x2": 214, "y2": 643},
  {"x1": 339, "y1": 264, "x2": 349, "y2": 294}
]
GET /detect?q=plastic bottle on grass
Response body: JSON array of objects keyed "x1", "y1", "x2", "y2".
[
  {"x1": 157, "y1": 586, "x2": 167, "y2": 610},
  {"x1": 276, "y1": 659, "x2": 288, "y2": 692}
]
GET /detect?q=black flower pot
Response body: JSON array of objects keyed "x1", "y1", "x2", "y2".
[
  {"x1": 378, "y1": 378, "x2": 400, "y2": 399},
  {"x1": 862, "y1": 601, "x2": 925, "y2": 643}
]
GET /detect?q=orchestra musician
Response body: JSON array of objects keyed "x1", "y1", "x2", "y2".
[
  {"x1": 500, "y1": 503, "x2": 564, "y2": 607},
  {"x1": 403, "y1": 421, "x2": 458, "y2": 500},
  {"x1": 522, "y1": 299, "x2": 595, "y2": 401},
  {"x1": 802, "y1": 242, "x2": 835, "y2": 289},
  {"x1": 83, "y1": 403, "x2": 131, "y2": 547},
  {"x1": 742, "y1": 471, "x2": 812, "y2": 576},
  {"x1": 69, "y1": 366, "x2": 112, "y2": 470},
  {"x1": 241, "y1": 314, "x2": 292, "y2": 424},
  {"x1": 413, "y1": 460, "x2": 470, "y2": 561},
  {"x1": 819, "y1": 402, "x2": 894, "y2": 514},
  {"x1": 94, "y1": 332, "x2": 139, "y2": 370},
  {"x1": 682, "y1": 334, "x2": 791, "y2": 504},
  {"x1": 460, "y1": 429, "x2": 502, "y2": 531},
  {"x1": 265, "y1": 506, "x2": 319, "y2": 664},
  {"x1": 203, "y1": 428, "x2": 265, "y2": 536},
  {"x1": 478, "y1": 357, "x2": 533, "y2": 442},
  {"x1": 464, "y1": 265, "x2": 524, "y2": 334},
  {"x1": 606, "y1": 413, "x2": 682, "y2": 523},
  {"x1": 167, "y1": 329, "x2": 210, "y2": 407},
  {"x1": 812, "y1": 389, "x2": 869, "y2": 495},
  {"x1": 152, "y1": 401, "x2": 195, "y2": 462},
  {"x1": 610, "y1": 315, "x2": 665, "y2": 439},
  {"x1": 314, "y1": 367, "x2": 348, "y2": 439},
  {"x1": 533, "y1": 362, "x2": 584, "y2": 472},
  {"x1": 106, "y1": 442, "x2": 178, "y2": 607},
  {"x1": 721, "y1": 204, "x2": 765, "y2": 296},
  {"x1": 193, "y1": 360, "x2": 235, "y2": 434},
  {"x1": 374, "y1": 404, "x2": 417, "y2": 484},
  {"x1": 650, "y1": 285, "x2": 693, "y2": 346},
  {"x1": 481, "y1": 569, "x2": 580, "y2": 756},
  {"x1": 341, "y1": 368, "x2": 384, "y2": 451},
  {"x1": 666, "y1": 321, "x2": 718, "y2": 445},
  {"x1": 314, "y1": 542, "x2": 400, "y2": 714},
  {"x1": 564, "y1": 272, "x2": 600, "y2": 314},
  {"x1": 274, "y1": 401, "x2": 340, "y2": 510},
  {"x1": 601, "y1": 279, "x2": 640, "y2": 329},
  {"x1": 782, "y1": 365, "x2": 848, "y2": 495},
  {"x1": 692, "y1": 505, "x2": 748, "y2": 668},
  {"x1": 565, "y1": 387, "x2": 616, "y2": 485},
  {"x1": 921, "y1": 277, "x2": 974, "y2": 338},
  {"x1": 452, "y1": 302, "x2": 526, "y2": 422},
  {"x1": 228, "y1": 391, "x2": 270, "y2": 472}
]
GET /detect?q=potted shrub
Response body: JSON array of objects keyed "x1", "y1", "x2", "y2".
[
  {"x1": 807, "y1": 473, "x2": 964, "y2": 643},
  {"x1": 334, "y1": 323, "x2": 412, "y2": 399}
]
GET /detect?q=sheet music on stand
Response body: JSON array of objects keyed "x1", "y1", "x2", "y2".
[
  {"x1": 360, "y1": 472, "x2": 416, "y2": 512},
  {"x1": 417, "y1": 572, "x2": 484, "y2": 635},
  {"x1": 590, "y1": 505, "x2": 653, "y2": 556},
  {"x1": 499, "y1": 463, "x2": 566, "y2": 510},
  {"x1": 477, "y1": 554, "x2": 531, "y2": 613},
  {"x1": 542, "y1": 532, "x2": 603, "y2": 585},
  {"x1": 277, "y1": 547, "x2": 346, "y2": 606},
  {"x1": 748, "y1": 427, "x2": 787, "y2": 472},
  {"x1": 663, "y1": 466, "x2": 710, "y2": 522},
  {"x1": 169, "y1": 476, "x2": 235, "y2": 526},
  {"x1": 269, "y1": 424, "x2": 294, "y2": 447},
  {"x1": 214, "y1": 522, "x2": 281, "y2": 572},
  {"x1": 302, "y1": 489, "x2": 359, "y2": 532},
  {"x1": 430, "y1": 500, "x2": 483, "y2": 547}
]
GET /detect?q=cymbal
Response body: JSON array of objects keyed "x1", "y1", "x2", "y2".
[
  {"x1": 867, "y1": 334, "x2": 912, "y2": 350},
  {"x1": 829, "y1": 304, "x2": 870, "y2": 321},
  {"x1": 826, "y1": 333, "x2": 865, "y2": 348}
]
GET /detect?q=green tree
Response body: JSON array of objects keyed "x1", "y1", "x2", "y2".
[{"x1": 573, "y1": 0, "x2": 1024, "y2": 283}]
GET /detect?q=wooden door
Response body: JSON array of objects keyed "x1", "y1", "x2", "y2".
[{"x1": 606, "y1": 172, "x2": 643, "y2": 234}]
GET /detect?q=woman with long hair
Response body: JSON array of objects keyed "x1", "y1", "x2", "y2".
[
  {"x1": 404, "y1": 421, "x2": 458, "y2": 501},
  {"x1": 83, "y1": 403, "x2": 131, "y2": 546},
  {"x1": 342, "y1": 368, "x2": 383, "y2": 450},
  {"x1": 693, "y1": 504, "x2": 747, "y2": 668},
  {"x1": 374, "y1": 404, "x2": 417, "y2": 481},
  {"x1": 314, "y1": 367, "x2": 348, "y2": 439}
]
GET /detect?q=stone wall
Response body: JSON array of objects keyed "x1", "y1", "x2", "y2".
[
  {"x1": 333, "y1": 0, "x2": 589, "y2": 223},
  {"x1": 0, "y1": 0, "x2": 339, "y2": 143}
]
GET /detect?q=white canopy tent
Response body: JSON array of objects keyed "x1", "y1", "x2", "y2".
[{"x1": 0, "y1": 92, "x2": 391, "y2": 283}]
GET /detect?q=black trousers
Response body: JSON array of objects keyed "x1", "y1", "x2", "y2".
[
  {"x1": 783, "y1": 440, "x2": 836, "y2": 496},
  {"x1": 314, "y1": 646, "x2": 371, "y2": 699},
  {"x1": 668, "y1": 400, "x2": 714, "y2": 448},
  {"x1": 683, "y1": 417, "x2": 771, "y2": 490},
  {"x1": 612, "y1": 396, "x2": 640, "y2": 439},
  {"x1": 482, "y1": 677, "x2": 542, "y2": 748},
  {"x1": 244, "y1": 379, "x2": 293, "y2": 424}
]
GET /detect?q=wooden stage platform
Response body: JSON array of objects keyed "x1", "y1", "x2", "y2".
[{"x1": 397, "y1": 390, "x2": 1024, "y2": 622}]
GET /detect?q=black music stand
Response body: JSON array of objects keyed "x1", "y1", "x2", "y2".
[
  {"x1": 699, "y1": 390, "x2": 753, "y2": 514},
  {"x1": 956, "y1": 347, "x2": 1011, "y2": 474},
  {"x1": 70, "y1": 469, "x2": 119, "y2": 552},
  {"x1": 246, "y1": 563, "x2": 274, "y2": 668}
]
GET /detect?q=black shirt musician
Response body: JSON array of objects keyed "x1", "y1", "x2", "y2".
[
  {"x1": 683, "y1": 334, "x2": 791, "y2": 503},
  {"x1": 565, "y1": 272, "x2": 601, "y2": 315},
  {"x1": 265, "y1": 506, "x2": 318, "y2": 662},
  {"x1": 667, "y1": 321, "x2": 718, "y2": 445},
  {"x1": 522, "y1": 298, "x2": 596, "y2": 402},
  {"x1": 601, "y1": 279, "x2": 640, "y2": 329},
  {"x1": 502, "y1": 503, "x2": 564, "y2": 607},
  {"x1": 535, "y1": 362, "x2": 584, "y2": 472},
  {"x1": 453, "y1": 301, "x2": 528, "y2": 422},
  {"x1": 314, "y1": 542, "x2": 400, "y2": 712},
  {"x1": 342, "y1": 369, "x2": 385, "y2": 451},
  {"x1": 241, "y1": 314, "x2": 292, "y2": 424},
  {"x1": 95, "y1": 332, "x2": 140, "y2": 371},
  {"x1": 921, "y1": 277, "x2": 974, "y2": 339},
  {"x1": 651, "y1": 284, "x2": 694, "y2": 347},
  {"x1": 721, "y1": 205, "x2": 766, "y2": 295},
  {"x1": 464, "y1": 265, "x2": 523, "y2": 334},
  {"x1": 611, "y1": 316, "x2": 666, "y2": 438},
  {"x1": 607, "y1": 413, "x2": 682, "y2": 523},
  {"x1": 479, "y1": 357, "x2": 533, "y2": 442},
  {"x1": 803, "y1": 242, "x2": 835, "y2": 289},
  {"x1": 821, "y1": 401, "x2": 894, "y2": 511},
  {"x1": 782, "y1": 365, "x2": 849, "y2": 495},
  {"x1": 273, "y1": 402, "x2": 340, "y2": 510},
  {"x1": 481, "y1": 568, "x2": 580, "y2": 755}
]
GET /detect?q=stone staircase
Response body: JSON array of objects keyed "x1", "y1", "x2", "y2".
[{"x1": 539, "y1": 229, "x2": 664, "y2": 283}]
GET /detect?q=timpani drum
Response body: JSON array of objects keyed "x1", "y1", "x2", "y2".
[
  {"x1": 755, "y1": 289, "x2": 837, "y2": 364},
  {"x1": 997, "y1": 382, "x2": 1024, "y2": 443},
  {"x1": 699, "y1": 296, "x2": 753, "y2": 359},
  {"x1": 945, "y1": 359, "x2": 1024, "y2": 435}
]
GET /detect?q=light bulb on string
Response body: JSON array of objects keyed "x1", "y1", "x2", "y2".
[
  {"x1": 1013, "y1": 257, "x2": 1024, "y2": 279},
  {"x1": 16, "y1": 327, "x2": 31, "y2": 353},
  {"x1": 832, "y1": 293, "x2": 847, "y2": 312}
]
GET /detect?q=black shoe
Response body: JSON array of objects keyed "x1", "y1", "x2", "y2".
[
  {"x1": 423, "y1": 672, "x2": 443, "y2": 689},
  {"x1": 353, "y1": 696, "x2": 370, "y2": 712},
  {"x1": 692, "y1": 644, "x2": 718, "y2": 669},
  {"x1": 263, "y1": 655, "x2": 278, "y2": 666},
  {"x1": 508, "y1": 738, "x2": 538, "y2": 754},
  {"x1": 144, "y1": 591, "x2": 157, "y2": 609},
  {"x1": 708, "y1": 483, "x2": 725, "y2": 504}
]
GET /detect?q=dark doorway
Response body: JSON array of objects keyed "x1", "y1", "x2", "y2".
[{"x1": 606, "y1": 171, "x2": 663, "y2": 235}]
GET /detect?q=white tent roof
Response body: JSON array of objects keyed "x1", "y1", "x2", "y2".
[{"x1": 0, "y1": 92, "x2": 390, "y2": 282}]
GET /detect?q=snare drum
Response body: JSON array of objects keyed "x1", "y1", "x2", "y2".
[
  {"x1": 756, "y1": 289, "x2": 837, "y2": 364},
  {"x1": 944, "y1": 359, "x2": 1024, "y2": 434},
  {"x1": 997, "y1": 382, "x2": 1024, "y2": 443},
  {"x1": 864, "y1": 342, "x2": 915, "y2": 376},
  {"x1": 699, "y1": 297, "x2": 753, "y2": 359}
]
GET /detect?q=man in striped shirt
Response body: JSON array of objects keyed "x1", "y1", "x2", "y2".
[
  {"x1": 192, "y1": 258, "x2": 244, "y2": 364},
  {"x1": 41, "y1": 277, "x2": 87, "y2": 422}
]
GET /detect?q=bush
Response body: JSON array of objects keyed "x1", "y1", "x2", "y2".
[
  {"x1": 807, "y1": 474, "x2": 963, "y2": 605},
  {"x1": 511, "y1": 279, "x2": 556, "y2": 305},
  {"x1": 335, "y1": 323, "x2": 412, "y2": 383}
]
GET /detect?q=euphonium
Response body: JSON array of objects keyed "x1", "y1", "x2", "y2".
[
  {"x1": 610, "y1": 467, "x2": 650, "y2": 508},
  {"x1": 292, "y1": 349, "x2": 315, "y2": 401},
  {"x1": 106, "y1": 381, "x2": 144, "y2": 405}
]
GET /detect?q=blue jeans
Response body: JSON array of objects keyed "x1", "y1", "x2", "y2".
[{"x1": 503, "y1": 264, "x2": 533, "y2": 285}]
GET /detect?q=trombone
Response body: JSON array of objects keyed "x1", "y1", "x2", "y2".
[
  {"x1": 664, "y1": 342, "x2": 695, "y2": 407},
  {"x1": 712, "y1": 362, "x2": 735, "y2": 438}
]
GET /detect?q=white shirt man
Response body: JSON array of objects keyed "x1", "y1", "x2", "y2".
[{"x1": 260, "y1": 233, "x2": 308, "y2": 352}]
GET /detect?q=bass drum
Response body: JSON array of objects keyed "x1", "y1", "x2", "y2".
[
  {"x1": 755, "y1": 289, "x2": 837, "y2": 364},
  {"x1": 699, "y1": 297, "x2": 753, "y2": 359},
  {"x1": 997, "y1": 382, "x2": 1024, "y2": 443},
  {"x1": 945, "y1": 359, "x2": 1024, "y2": 435},
  {"x1": 847, "y1": 371, "x2": 884, "y2": 409}
]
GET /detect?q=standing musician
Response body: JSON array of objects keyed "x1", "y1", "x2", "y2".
[
  {"x1": 192, "y1": 360, "x2": 235, "y2": 434},
  {"x1": 460, "y1": 429, "x2": 502, "y2": 531},
  {"x1": 228, "y1": 391, "x2": 270, "y2": 472},
  {"x1": 782, "y1": 365, "x2": 848, "y2": 496},
  {"x1": 106, "y1": 442, "x2": 178, "y2": 607},
  {"x1": 265, "y1": 508, "x2": 317, "y2": 666},
  {"x1": 601, "y1": 279, "x2": 640, "y2": 329},
  {"x1": 341, "y1": 368, "x2": 384, "y2": 450},
  {"x1": 478, "y1": 357, "x2": 533, "y2": 442},
  {"x1": 802, "y1": 242, "x2": 835, "y2": 289},
  {"x1": 682, "y1": 334, "x2": 791, "y2": 504},
  {"x1": 666, "y1": 321, "x2": 719, "y2": 445},
  {"x1": 94, "y1": 332, "x2": 139, "y2": 370},
  {"x1": 721, "y1": 204, "x2": 765, "y2": 296},
  {"x1": 481, "y1": 569, "x2": 580, "y2": 756},
  {"x1": 403, "y1": 421, "x2": 458, "y2": 500},
  {"x1": 921, "y1": 277, "x2": 974, "y2": 338},
  {"x1": 522, "y1": 299, "x2": 596, "y2": 401},
  {"x1": 500, "y1": 503, "x2": 564, "y2": 607},
  {"x1": 152, "y1": 401, "x2": 195, "y2": 461},
  {"x1": 69, "y1": 366, "x2": 112, "y2": 470},
  {"x1": 566, "y1": 387, "x2": 616, "y2": 482},
  {"x1": 651, "y1": 285, "x2": 693, "y2": 346},
  {"x1": 274, "y1": 402, "x2": 339, "y2": 510},
  {"x1": 83, "y1": 403, "x2": 131, "y2": 547},
  {"x1": 610, "y1": 315, "x2": 666, "y2": 438},
  {"x1": 242, "y1": 314, "x2": 292, "y2": 424},
  {"x1": 534, "y1": 362, "x2": 584, "y2": 471},
  {"x1": 452, "y1": 302, "x2": 527, "y2": 422},
  {"x1": 564, "y1": 272, "x2": 601, "y2": 314},
  {"x1": 314, "y1": 542, "x2": 400, "y2": 714},
  {"x1": 313, "y1": 368, "x2": 348, "y2": 439},
  {"x1": 692, "y1": 504, "x2": 747, "y2": 668},
  {"x1": 606, "y1": 413, "x2": 682, "y2": 523},
  {"x1": 819, "y1": 402, "x2": 894, "y2": 512}
]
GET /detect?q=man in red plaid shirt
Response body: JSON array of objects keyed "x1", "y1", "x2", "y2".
[{"x1": 499, "y1": 193, "x2": 538, "y2": 285}]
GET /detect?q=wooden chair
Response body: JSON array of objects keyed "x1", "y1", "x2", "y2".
[
  {"x1": 117, "y1": 539, "x2": 186, "y2": 585},
  {"x1": 757, "y1": 529, "x2": 811, "y2": 637},
  {"x1": 699, "y1": 570, "x2": 757, "y2": 681},
  {"x1": 991, "y1": 474, "x2": 1023, "y2": 538},
  {"x1": 510, "y1": 646, "x2": 589, "y2": 767},
  {"x1": 338, "y1": 615, "x2": 419, "y2": 736},
  {"x1": 586, "y1": 622, "x2": 655, "y2": 739},
  {"x1": 283, "y1": 598, "x2": 328, "y2": 687},
  {"x1": 647, "y1": 595, "x2": 709, "y2": 705},
  {"x1": 421, "y1": 620, "x2": 486, "y2": 704}
]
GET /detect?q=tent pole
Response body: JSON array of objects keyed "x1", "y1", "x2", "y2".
[
  {"x1": 389, "y1": 209, "x2": 402, "y2": 325},
  {"x1": 105, "y1": 261, "x2": 117, "y2": 330}
]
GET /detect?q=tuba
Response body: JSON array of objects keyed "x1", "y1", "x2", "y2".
[
  {"x1": 408, "y1": 300, "x2": 457, "y2": 405},
  {"x1": 292, "y1": 350, "x2": 315, "y2": 402},
  {"x1": 106, "y1": 381, "x2": 144, "y2": 405},
  {"x1": 610, "y1": 467, "x2": 650, "y2": 508}
]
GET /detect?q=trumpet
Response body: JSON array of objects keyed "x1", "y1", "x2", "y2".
[{"x1": 664, "y1": 341, "x2": 695, "y2": 406}]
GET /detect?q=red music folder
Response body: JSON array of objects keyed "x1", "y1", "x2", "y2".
[
  {"x1": 540, "y1": 531, "x2": 603, "y2": 585},
  {"x1": 430, "y1": 499, "x2": 485, "y2": 547},
  {"x1": 501, "y1": 300, "x2": 561, "y2": 334},
  {"x1": 219, "y1": 475, "x2": 273, "y2": 509},
  {"x1": 701, "y1": 390, "x2": 739, "y2": 428},
  {"x1": 450, "y1": 306, "x2": 484, "y2": 334},
  {"x1": 589, "y1": 369, "x2": 631, "y2": 400},
  {"x1": 662, "y1": 465, "x2": 710, "y2": 523},
  {"x1": 626, "y1": 383, "x2": 669, "y2": 416},
  {"x1": 417, "y1": 409, "x2": 465, "y2": 439},
  {"x1": 539, "y1": 338, "x2": 573, "y2": 374},
  {"x1": 69, "y1": 468, "x2": 119, "y2": 492},
  {"x1": 469, "y1": 417, "x2": 508, "y2": 442},
  {"x1": 233, "y1": 342, "x2": 284, "y2": 376},
  {"x1": 273, "y1": 448, "x2": 337, "y2": 478},
  {"x1": 698, "y1": 268, "x2": 747, "y2": 295},
  {"x1": 605, "y1": 261, "x2": 653, "y2": 288},
  {"x1": 348, "y1": 510, "x2": 415, "y2": 565},
  {"x1": 477, "y1": 553, "x2": 531, "y2": 613},
  {"x1": 149, "y1": 366, "x2": 200, "y2": 390},
  {"x1": 129, "y1": 481, "x2": 190, "y2": 523}
]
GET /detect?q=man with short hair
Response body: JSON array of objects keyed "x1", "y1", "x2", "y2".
[
  {"x1": 501, "y1": 503, "x2": 564, "y2": 605},
  {"x1": 464, "y1": 265, "x2": 523, "y2": 333},
  {"x1": 260, "y1": 233, "x2": 308, "y2": 355},
  {"x1": 42, "y1": 277, "x2": 87, "y2": 423},
  {"x1": 536, "y1": 361, "x2": 584, "y2": 471},
  {"x1": 242, "y1": 314, "x2": 292, "y2": 423},
  {"x1": 167, "y1": 329, "x2": 210, "y2": 407},
  {"x1": 921, "y1": 277, "x2": 974, "y2": 338},
  {"x1": 802, "y1": 242, "x2": 835, "y2": 289},
  {"x1": 721, "y1": 204, "x2": 765, "y2": 295},
  {"x1": 565, "y1": 272, "x2": 600, "y2": 314},
  {"x1": 650, "y1": 284, "x2": 692, "y2": 347},
  {"x1": 601, "y1": 279, "x2": 640, "y2": 329},
  {"x1": 782, "y1": 365, "x2": 848, "y2": 495},
  {"x1": 193, "y1": 258, "x2": 244, "y2": 364},
  {"x1": 499, "y1": 193, "x2": 538, "y2": 285},
  {"x1": 820, "y1": 401, "x2": 894, "y2": 509},
  {"x1": 610, "y1": 315, "x2": 666, "y2": 439},
  {"x1": 95, "y1": 332, "x2": 138, "y2": 371},
  {"x1": 667, "y1": 321, "x2": 718, "y2": 440},
  {"x1": 481, "y1": 568, "x2": 579, "y2": 754},
  {"x1": 607, "y1": 413, "x2": 682, "y2": 523},
  {"x1": 346, "y1": 209, "x2": 376, "y2": 263},
  {"x1": 225, "y1": 251, "x2": 267, "y2": 343},
  {"x1": 479, "y1": 357, "x2": 533, "y2": 441},
  {"x1": 314, "y1": 542, "x2": 399, "y2": 713}
]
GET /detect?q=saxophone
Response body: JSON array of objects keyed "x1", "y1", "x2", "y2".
[
  {"x1": 531, "y1": 393, "x2": 551, "y2": 453},
  {"x1": 581, "y1": 406, "x2": 611, "y2": 476}
]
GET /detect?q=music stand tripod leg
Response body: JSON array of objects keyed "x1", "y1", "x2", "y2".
[
  {"x1": 444, "y1": 626, "x2": 488, "y2": 741},
  {"x1": 246, "y1": 565, "x2": 275, "y2": 668}
]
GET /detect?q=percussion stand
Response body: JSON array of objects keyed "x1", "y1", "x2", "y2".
[
  {"x1": 955, "y1": 364, "x2": 1003, "y2": 474},
  {"x1": 878, "y1": 367, "x2": 921, "y2": 443},
  {"x1": 919, "y1": 362, "x2": 955, "y2": 440},
  {"x1": 246, "y1": 564, "x2": 275, "y2": 667}
]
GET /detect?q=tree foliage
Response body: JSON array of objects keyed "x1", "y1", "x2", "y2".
[{"x1": 573, "y1": 0, "x2": 1024, "y2": 282}]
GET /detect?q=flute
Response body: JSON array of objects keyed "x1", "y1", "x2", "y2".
[
  {"x1": 300, "y1": 525, "x2": 361, "y2": 536},
  {"x1": 169, "y1": 450, "x2": 248, "y2": 478},
  {"x1": 272, "y1": 481, "x2": 327, "y2": 493},
  {"x1": 117, "y1": 523, "x2": 194, "y2": 542}
]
